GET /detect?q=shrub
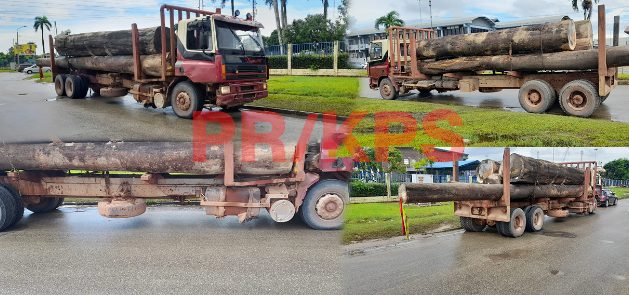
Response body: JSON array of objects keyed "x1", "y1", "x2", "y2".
[
  {"x1": 267, "y1": 53, "x2": 350, "y2": 70},
  {"x1": 350, "y1": 181, "x2": 400, "y2": 198}
]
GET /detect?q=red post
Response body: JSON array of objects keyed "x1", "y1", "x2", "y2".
[
  {"x1": 131, "y1": 24, "x2": 143, "y2": 81},
  {"x1": 48, "y1": 35, "x2": 56, "y2": 79},
  {"x1": 169, "y1": 8, "x2": 177, "y2": 72}
]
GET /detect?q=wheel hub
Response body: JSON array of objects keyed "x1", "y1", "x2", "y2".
[
  {"x1": 315, "y1": 194, "x2": 344, "y2": 220},
  {"x1": 176, "y1": 92, "x2": 192, "y2": 111},
  {"x1": 527, "y1": 90, "x2": 541, "y2": 105},
  {"x1": 381, "y1": 85, "x2": 392, "y2": 97},
  {"x1": 569, "y1": 91, "x2": 587, "y2": 109},
  {"x1": 514, "y1": 215, "x2": 524, "y2": 230}
]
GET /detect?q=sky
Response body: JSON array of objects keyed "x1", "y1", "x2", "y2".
[
  {"x1": 462, "y1": 147, "x2": 628, "y2": 166},
  {"x1": 2, "y1": 0, "x2": 628, "y2": 53}
]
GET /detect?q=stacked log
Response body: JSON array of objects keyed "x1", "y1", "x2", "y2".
[
  {"x1": 37, "y1": 55, "x2": 166, "y2": 77},
  {"x1": 504, "y1": 154, "x2": 584, "y2": 185},
  {"x1": 476, "y1": 160, "x2": 501, "y2": 184},
  {"x1": 416, "y1": 20, "x2": 576, "y2": 59},
  {"x1": 55, "y1": 27, "x2": 169, "y2": 57},
  {"x1": 0, "y1": 142, "x2": 296, "y2": 176},
  {"x1": 574, "y1": 20, "x2": 594, "y2": 50}
]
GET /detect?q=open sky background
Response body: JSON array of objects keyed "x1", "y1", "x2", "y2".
[
  {"x1": 1, "y1": 0, "x2": 628, "y2": 53},
  {"x1": 463, "y1": 147, "x2": 628, "y2": 166}
]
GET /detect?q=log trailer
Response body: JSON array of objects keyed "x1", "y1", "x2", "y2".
[
  {"x1": 0, "y1": 142, "x2": 351, "y2": 232},
  {"x1": 44, "y1": 5, "x2": 269, "y2": 119},
  {"x1": 368, "y1": 6, "x2": 624, "y2": 118},
  {"x1": 398, "y1": 148, "x2": 599, "y2": 238}
]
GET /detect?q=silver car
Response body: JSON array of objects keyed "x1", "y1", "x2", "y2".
[{"x1": 22, "y1": 65, "x2": 51, "y2": 74}]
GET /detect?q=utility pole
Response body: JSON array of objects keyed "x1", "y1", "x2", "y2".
[
  {"x1": 252, "y1": 0, "x2": 257, "y2": 20},
  {"x1": 418, "y1": 0, "x2": 423, "y2": 24},
  {"x1": 16, "y1": 25, "x2": 27, "y2": 68},
  {"x1": 54, "y1": 21, "x2": 58, "y2": 36},
  {"x1": 429, "y1": 0, "x2": 433, "y2": 30}
]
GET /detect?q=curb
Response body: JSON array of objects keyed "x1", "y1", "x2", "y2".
[
  {"x1": 619, "y1": 80, "x2": 629, "y2": 86},
  {"x1": 244, "y1": 105, "x2": 348, "y2": 120}
]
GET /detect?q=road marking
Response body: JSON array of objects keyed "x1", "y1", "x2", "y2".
[
  {"x1": 601, "y1": 240, "x2": 615, "y2": 244},
  {"x1": 613, "y1": 275, "x2": 626, "y2": 281}
]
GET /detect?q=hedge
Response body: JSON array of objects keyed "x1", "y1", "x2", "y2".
[
  {"x1": 268, "y1": 53, "x2": 350, "y2": 70},
  {"x1": 350, "y1": 181, "x2": 400, "y2": 198}
]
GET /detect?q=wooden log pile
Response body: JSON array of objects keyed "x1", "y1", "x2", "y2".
[
  {"x1": 37, "y1": 55, "x2": 166, "y2": 77},
  {"x1": 55, "y1": 27, "x2": 169, "y2": 57}
]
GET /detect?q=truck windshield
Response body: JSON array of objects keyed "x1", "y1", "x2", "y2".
[
  {"x1": 216, "y1": 21, "x2": 264, "y2": 56},
  {"x1": 370, "y1": 43, "x2": 383, "y2": 61}
]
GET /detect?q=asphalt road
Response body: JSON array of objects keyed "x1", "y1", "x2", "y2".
[
  {"x1": 343, "y1": 201, "x2": 629, "y2": 295},
  {"x1": 0, "y1": 206, "x2": 342, "y2": 294},
  {"x1": 0, "y1": 72, "x2": 322, "y2": 144},
  {"x1": 359, "y1": 78, "x2": 629, "y2": 123}
]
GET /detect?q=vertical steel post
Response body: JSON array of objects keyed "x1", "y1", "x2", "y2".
[
  {"x1": 131, "y1": 24, "x2": 143, "y2": 81},
  {"x1": 48, "y1": 35, "x2": 56, "y2": 79}
]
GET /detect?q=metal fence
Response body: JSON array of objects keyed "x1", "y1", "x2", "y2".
[
  {"x1": 601, "y1": 178, "x2": 629, "y2": 187},
  {"x1": 351, "y1": 171, "x2": 411, "y2": 183},
  {"x1": 265, "y1": 42, "x2": 347, "y2": 56}
]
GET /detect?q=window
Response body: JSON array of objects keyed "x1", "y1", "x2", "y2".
[
  {"x1": 369, "y1": 43, "x2": 383, "y2": 60},
  {"x1": 186, "y1": 22, "x2": 212, "y2": 51}
]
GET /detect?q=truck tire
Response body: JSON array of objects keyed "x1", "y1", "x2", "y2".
[
  {"x1": 525, "y1": 206, "x2": 544, "y2": 232},
  {"x1": 26, "y1": 197, "x2": 62, "y2": 213},
  {"x1": 604, "y1": 199, "x2": 609, "y2": 207},
  {"x1": 460, "y1": 217, "x2": 486, "y2": 232},
  {"x1": 54, "y1": 74, "x2": 67, "y2": 96},
  {"x1": 299, "y1": 180, "x2": 349, "y2": 230},
  {"x1": 558, "y1": 80, "x2": 600, "y2": 118},
  {"x1": 0, "y1": 186, "x2": 18, "y2": 232},
  {"x1": 1, "y1": 185, "x2": 24, "y2": 227},
  {"x1": 171, "y1": 81, "x2": 205, "y2": 119},
  {"x1": 65, "y1": 75, "x2": 85, "y2": 99},
  {"x1": 518, "y1": 80, "x2": 556, "y2": 113},
  {"x1": 497, "y1": 208, "x2": 526, "y2": 238},
  {"x1": 379, "y1": 78, "x2": 399, "y2": 100},
  {"x1": 76, "y1": 76, "x2": 90, "y2": 99},
  {"x1": 56, "y1": 198, "x2": 65, "y2": 209}
]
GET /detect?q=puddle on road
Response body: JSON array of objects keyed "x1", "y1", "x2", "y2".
[
  {"x1": 600, "y1": 240, "x2": 615, "y2": 244},
  {"x1": 550, "y1": 269, "x2": 564, "y2": 276},
  {"x1": 539, "y1": 231, "x2": 577, "y2": 238},
  {"x1": 18, "y1": 93, "x2": 27, "y2": 95},
  {"x1": 46, "y1": 97, "x2": 57, "y2": 102},
  {"x1": 347, "y1": 249, "x2": 366, "y2": 256},
  {"x1": 486, "y1": 249, "x2": 531, "y2": 261}
]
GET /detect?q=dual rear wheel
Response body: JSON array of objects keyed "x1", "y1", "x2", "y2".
[
  {"x1": 519, "y1": 79, "x2": 602, "y2": 118},
  {"x1": 55, "y1": 74, "x2": 90, "y2": 99}
]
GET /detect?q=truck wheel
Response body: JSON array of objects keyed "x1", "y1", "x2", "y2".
[
  {"x1": 26, "y1": 197, "x2": 62, "y2": 213},
  {"x1": 558, "y1": 80, "x2": 600, "y2": 118},
  {"x1": 1, "y1": 185, "x2": 24, "y2": 226},
  {"x1": 54, "y1": 74, "x2": 66, "y2": 96},
  {"x1": 299, "y1": 180, "x2": 349, "y2": 230},
  {"x1": 525, "y1": 206, "x2": 544, "y2": 232},
  {"x1": 604, "y1": 199, "x2": 609, "y2": 207},
  {"x1": 0, "y1": 186, "x2": 18, "y2": 232},
  {"x1": 518, "y1": 80, "x2": 556, "y2": 113},
  {"x1": 497, "y1": 208, "x2": 526, "y2": 238},
  {"x1": 76, "y1": 76, "x2": 90, "y2": 99},
  {"x1": 65, "y1": 75, "x2": 85, "y2": 99},
  {"x1": 379, "y1": 78, "x2": 399, "y2": 100},
  {"x1": 171, "y1": 81, "x2": 205, "y2": 119},
  {"x1": 460, "y1": 217, "x2": 486, "y2": 232}
]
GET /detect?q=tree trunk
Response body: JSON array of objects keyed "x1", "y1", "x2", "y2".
[
  {"x1": 476, "y1": 160, "x2": 501, "y2": 184},
  {"x1": 37, "y1": 54, "x2": 166, "y2": 77},
  {"x1": 574, "y1": 20, "x2": 593, "y2": 50},
  {"x1": 41, "y1": 30, "x2": 46, "y2": 56},
  {"x1": 416, "y1": 20, "x2": 576, "y2": 60},
  {"x1": 0, "y1": 142, "x2": 296, "y2": 176},
  {"x1": 399, "y1": 183, "x2": 584, "y2": 203},
  {"x1": 55, "y1": 27, "x2": 169, "y2": 57},
  {"x1": 418, "y1": 45, "x2": 629, "y2": 75},
  {"x1": 272, "y1": 0, "x2": 284, "y2": 51},
  {"x1": 281, "y1": 0, "x2": 288, "y2": 30},
  {"x1": 503, "y1": 154, "x2": 585, "y2": 185}
]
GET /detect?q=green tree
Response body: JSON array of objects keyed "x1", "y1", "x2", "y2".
[
  {"x1": 603, "y1": 159, "x2": 629, "y2": 180},
  {"x1": 572, "y1": 0, "x2": 599, "y2": 20},
  {"x1": 33, "y1": 16, "x2": 52, "y2": 56},
  {"x1": 282, "y1": 14, "x2": 346, "y2": 44},
  {"x1": 374, "y1": 11, "x2": 404, "y2": 30}
]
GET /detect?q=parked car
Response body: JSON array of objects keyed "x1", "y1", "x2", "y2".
[
  {"x1": 598, "y1": 189, "x2": 618, "y2": 207},
  {"x1": 16, "y1": 63, "x2": 34, "y2": 72},
  {"x1": 22, "y1": 65, "x2": 50, "y2": 74}
]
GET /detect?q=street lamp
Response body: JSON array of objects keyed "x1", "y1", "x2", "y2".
[{"x1": 16, "y1": 25, "x2": 27, "y2": 68}]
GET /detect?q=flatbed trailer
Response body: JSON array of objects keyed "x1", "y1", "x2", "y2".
[
  {"x1": 400, "y1": 148, "x2": 599, "y2": 238},
  {"x1": 44, "y1": 5, "x2": 269, "y2": 119},
  {"x1": 0, "y1": 142, "x2": 352, "y2": 232},
  {"x1": 368, "y1": 6, "x2": 619, "y2": 118}
]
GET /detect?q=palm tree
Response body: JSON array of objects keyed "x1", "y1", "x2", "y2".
[
  {"x1": 322, "y1": 0, "x2": 329, "y2": 20},
  {"x1": 281, "y1": 0, "x2": 288, "y2": 29},
  {"x1": 265, "y1": 0, "x2": 284, "y2": 48},
  {"x1": 572, "y1": 0, "x2": 599, "y2": 20},
  {"x1": 375, "y1": 11, "x2": 405, "y2": 30},
  {"x1": 33, "y1": 16, "x2": 52, "y2": 56}
]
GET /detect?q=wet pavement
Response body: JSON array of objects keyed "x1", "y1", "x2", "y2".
[
  {"x1": 360, "y1": 78, "x2": 629, "y2": 123},
  {"x1": 0, "y1": 206, "x2": 342, "y2": 294},
  {"x1": 343, "y1": 200, "x2": 629, "y2": 295},
  {"x1": 0, "y1": 73, "x2": 323, "y2": 144}
]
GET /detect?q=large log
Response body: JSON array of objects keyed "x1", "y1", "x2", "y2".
[
  {"x1": 37, "y1": 55, "x2": 165, "y2": 77},
  {"x1": 0, "y1": 142, "x2": 296, "y2": 176},
  {"x1": 55, "y1": 27, "x2": 169, "y2": 57},
  {"x1": 418, "y1": 45, "x2": 629, "y2": 75},
  {"x1": 399, "y1": 183, "x2": 584, "y2": 203},
  {"x1": 574, "y1": 20, "x2": 593, "y2": 50},
  {"x1": 476, "y1": 160, "x2": 501, "y2": 184},
  {"x1": 416, "y1": 20, "x2": 576, "y2": 59},
  {"x1": 503, "y1": 154, "x2": 584, "y2": 185}
]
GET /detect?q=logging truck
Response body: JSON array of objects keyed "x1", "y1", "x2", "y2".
[
  {"x1": 368, "y1": 6, "x2": 626, "y2": 118},
  {"x1": 42, "y1": 5, "x2": 269, "y2": 119},
  {"x1": 0, "y1": 142, "x2": 351, "y2": 232},
  {"x1": 399, "y1": 149, "x2": 600, "y2": 238}
]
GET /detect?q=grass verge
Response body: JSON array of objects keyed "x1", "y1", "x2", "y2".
[
  {"x1": 27, "y1": 71, "x2": 53, "y2": 83},
  {"x1": 619, "y1": 73, "x2": 629, "y2": 80},
  {"x1": 251, "y1": 76, "x2": 629, "y2": 147},
  {"x1": 342, "y1": 202, "x2": 460, "y2": 244},
  {"x1": 610, "y1": 187, "x2": 629, "y2": 199}
]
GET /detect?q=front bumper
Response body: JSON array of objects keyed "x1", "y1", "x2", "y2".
[{"x1": 216, "y1": 81, "x2": 268, "y2": 108}]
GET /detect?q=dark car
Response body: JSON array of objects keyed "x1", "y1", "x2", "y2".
[
  {"x1": 17, "y1": 63, "x2": 34, "y2": 72},
  {"x1": 598, "y1": 189, "x2": 618, "y2": 207}
]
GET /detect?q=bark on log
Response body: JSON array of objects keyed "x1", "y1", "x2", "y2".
[
  {"x1": 503, "y1": 154, "x2": 585, "y2": 185},
  {"x1": 416, "y1": 20, "x2": 576, "y2": 60},
  {"x1": 574, "y1": 20, "x2": 593, "y2": 50},
  {"x1": 37, "y1": 55, "x2": 166, "y2": 77},
  {"x1": 418, "y1": 45, "x2": 629, "y2": 75},
  {"x1": 399, "y1": 183, "x2": 584, "y2": 203},
  {"x1": 476, "y1": 160, "x2": 501, "y2": 184},
  {"x1": 0, "y1": 142, "x2": 296, "y2": 176},
  {"x1": 55, "y1": 27, "x2": 169, "y2": 57}
]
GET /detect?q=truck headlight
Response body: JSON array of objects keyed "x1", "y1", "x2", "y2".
[
  {"x1": 220, "y1": 86, "x2": 231, "y2": 95},
  {"x1": 263, "y1": 83, "x2": 267, "y2": 90}
]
